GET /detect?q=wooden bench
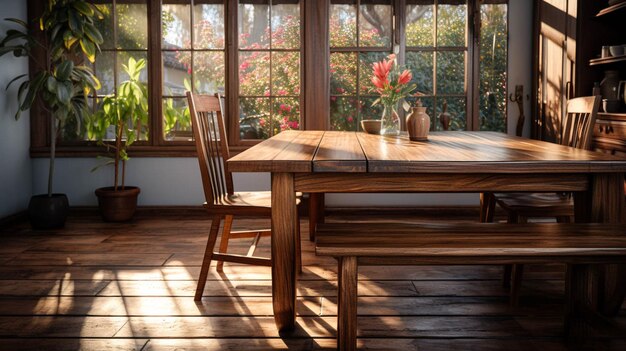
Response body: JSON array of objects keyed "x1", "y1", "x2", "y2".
[{"x1": 315, "y1": 222, "x2": 626, "y2": 351}]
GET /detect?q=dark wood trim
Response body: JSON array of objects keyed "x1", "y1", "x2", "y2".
[
  {"x1": 0, "y1": 211, "x2": 28, "y2": 231},
  {"x1": 149, "y1": 0, "x2": 164, "y2": 146},
  {"x1": 26, "y1": 0, "x2": 47, "y2": 150},
  {"x1": 304, "y1": 0, "x2": 330, "y2": 130}
]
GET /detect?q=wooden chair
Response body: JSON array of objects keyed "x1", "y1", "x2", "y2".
[
  {"x1": 481, "y1": 95, "x2": 601, "y2": 305},
  {"x1": 187, "y1": 92, "x2": 302, "y2": 301}
]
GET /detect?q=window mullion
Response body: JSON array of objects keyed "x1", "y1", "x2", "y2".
[{"x1": 149, "y1": 0, "x2": 163, "y2": 146}]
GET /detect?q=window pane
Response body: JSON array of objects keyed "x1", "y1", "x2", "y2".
[
  {"x1": 437, "y1": 1, "x2": 466, "y2": 47},
  {"x1": 162, "y1": 4, "x2": 191, "y2": 50},
  {"x1": 406, "y1": 2, "x2": 434, "y2": 47},
  {"x1": 94, "y1": 51, "x2": 115, "y2": 95},
  {"x1": 330, "y1": 3, "x2": 356, "y2": 47},
  {"x1": 116, "y1": 2, "x2": 148, "y2": 50},
  {"x1": 330, "y1": 52, "x2": 357, "y2": 95},
  {"x1": 194, "y1": 51, "x2": 225, "y2": 94},
  {"x1": 272, "y1": 52, "x2": 300, "y2": 96},
  {"x1": 436, "y1": 51, "x2": 465, "y2": 94},
  {"x1": 359, "y1": 52, "x2": 388, "y2": 95},
  {"x1": 239, "y1": 3, "x2": 270, "y2": 49},
  {"x1": 239, "y1": 51, "x2": 270, "y2": 96},
  {"x1": 163, "y1": 98, "x2": 191, "y2": 141},
  {"x1": 359, "y1": 3, "x2": 392, "y2": 47},
  {"x1": 240, "y1": 98, "x2": 270, "y2": 139},
  {"x1": 94, "y1": 4, "x2": 114, "y2": 50},
  {"x1": 435, "y1": 97, "x2": 466, "y2": 131},
  {"x1": 406, "y1": 51, "x2": 433, "y2": 94},
  {"x1": 117, "y1": 52, "x2": 149, "y2": 141},
  {"x1": 271, "y1": 2, "x2": 300, "y2": 49},
  {"x1": 360, "y1": 96, "x2": 384, "y2": 122},
  {"x1": 193, "y1": 3, "x2": 225, "y2": 49},
  {"x1": 479, "y1": 3, "x2": 508, "y2": 132},
  {"x1": 163, "y1": 52, "x2": 190, "y2": 96},
  {"x1": 331, "y1": 97, "x2": 358, "y2": 131},
  {"x1": 273, "y1": 97, "x2": 300, "y2": 133}
]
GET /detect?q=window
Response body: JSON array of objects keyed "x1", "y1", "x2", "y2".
[
  {"x1": 237, "y1": 0, "x2": 301, "y2": 141},
  {"x1": 161, "y1": 0, "x2": 225, "y2": 141},
  {"x1": 405, "y1": 0, "x2": 467, "y2": 130},
  {"x1": 330, "y1": 0, "x2": 393, "y2": 131},
  {"x1": 29, "y1": 0, "x2": 507, "y2": 156}
]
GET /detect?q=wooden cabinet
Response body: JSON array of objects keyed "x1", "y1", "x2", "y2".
[
  {"x1": 532, "y1": 0, "x2": 626, "y2": 145},
  {"x1": 594, "y1": 113, "x2": 626, "y2": 157}
]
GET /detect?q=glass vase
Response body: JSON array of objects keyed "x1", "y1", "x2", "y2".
[{"x1": 380, "y1": 102, "x2": 401, "y2": 136}]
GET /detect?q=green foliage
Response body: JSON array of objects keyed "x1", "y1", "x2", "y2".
[
  {"x1": 0, "y1": 0, "x2": 103, "y2": 196},
  {"x1": 88, "y1": 57, "x2": 148, "y2": 189}
]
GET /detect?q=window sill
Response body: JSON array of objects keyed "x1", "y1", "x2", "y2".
[{"x1": 30, "y1": 144, "x2": 253, "y2": 158}]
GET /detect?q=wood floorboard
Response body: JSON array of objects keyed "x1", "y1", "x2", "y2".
[{"x1": 0, "y1": 214, "x2": 624, "y2": 350}]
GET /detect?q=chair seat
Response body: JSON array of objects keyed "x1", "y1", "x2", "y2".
[
  {"x1": 207, "y1": 191, "x2": 302, "y2": 209},
  {"x1": 495, "y1": 192, "x2": 574, "y2": 217}
]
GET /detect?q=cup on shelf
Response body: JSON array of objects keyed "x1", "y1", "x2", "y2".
[
  {"x1": 602, "y1": 46, "x2": 611, "y2": 58},
  {"x1": 609, "y1": 45, "x2": 624, "y2": 57},
  {"x1": 602, "y1": 99, "x2": 620, "y2": 113}
]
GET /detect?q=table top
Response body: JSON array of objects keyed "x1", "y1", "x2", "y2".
[{"x1": 227, "y1": 131, "x2": 626, "y2": 174}]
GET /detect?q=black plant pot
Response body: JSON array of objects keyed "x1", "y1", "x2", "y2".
[
  {"x1": 28, "y1": 194, "x2": 69, "y2": 230},
  {"x1": 95, "y1": 186, "x2": 140, "y2": 222}
]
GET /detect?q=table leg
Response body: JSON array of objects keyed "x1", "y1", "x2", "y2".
[
  {"x1": 309, "y1": 193, "x2": 325, "y2": 241},
  {"x1": 590, "y1": 173, "x2": 626, "y2": 316},
  {"x1": 271, "y1": 173, "x2": 297, "y2": 332}
]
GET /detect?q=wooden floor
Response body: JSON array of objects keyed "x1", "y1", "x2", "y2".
[{"x1": 0, "y1": 211, "x2": 625, "y2": 350}]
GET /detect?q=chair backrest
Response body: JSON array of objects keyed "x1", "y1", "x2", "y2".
[
  {"x1": 187, "y1": 92, "x2": 234, "y2": 206},
  {"x1": 560, "y1": 95, "x2": 600, "y2": 150}
]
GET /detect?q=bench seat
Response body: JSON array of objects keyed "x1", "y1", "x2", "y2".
[{"x1": 315, "y1": 222, "x2": 626, "y2": 351}]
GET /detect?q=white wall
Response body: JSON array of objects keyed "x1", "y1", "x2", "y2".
[
  {"x1": 0, "y1": 1, "x2": 32, "y2": 218},
  {"x1": 31, "y1": 0, "x2": 534, "y2": 208}
]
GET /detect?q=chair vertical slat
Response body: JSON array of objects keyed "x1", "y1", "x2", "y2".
[
  {"x1": 561, "y1": 96, "x2": 600, "y2": 151},
  {"x1": 188, "y1": 92, "x2": 234, "y2": 206},
  {"x1": 210, "y1": 110, "x2": 228, "y2": 200}
]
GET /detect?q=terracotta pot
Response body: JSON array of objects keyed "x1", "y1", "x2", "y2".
[
  {"x1": 406, "y1": 106, "x2": 430, "y2": 141},
  {"x1": 28, "y1": 193, "x2": 69, "y2": 229},
  {"x1": 95, "y1": 186, "x2": 140, "y2": 222}
]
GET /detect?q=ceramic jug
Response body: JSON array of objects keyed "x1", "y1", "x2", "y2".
[
  {"x1": 406, "y1": 106, "x2": 430, "y2": 141},
  {"x1": 601, "y1": 70, "x2": 620, "y2": 101},
  {"x1": 618, "y1": 81, "x2": 626, "y2": 105}
]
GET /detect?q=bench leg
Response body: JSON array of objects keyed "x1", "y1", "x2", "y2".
[
  {"x1": 565, "y1": 264, "x2": 598, "y2": 338},
  {"x1": 338, "y1": 256, "x2": 358, "y2": 351}
]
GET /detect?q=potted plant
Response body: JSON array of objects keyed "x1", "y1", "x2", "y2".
[
  {"x1": 0, "y1": 0, "x2": 103, "y2": 229},
  {"x1": 88, "y1": 57, "x2": 147, "y2": 222}
]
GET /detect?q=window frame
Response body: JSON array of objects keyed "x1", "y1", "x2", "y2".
[{"x1": 27, "y1": 0, "x2": 508, "y2": 157}]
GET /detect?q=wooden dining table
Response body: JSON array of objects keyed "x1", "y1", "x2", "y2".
[{"x1": 227, "y1": 130, "x2": 626, "y2": 332}]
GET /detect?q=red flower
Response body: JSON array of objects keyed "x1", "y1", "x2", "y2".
[
  {"x1": 372, "y1": 76, "x2": 385, "y2": 89},
  {"x1": 397, "y1": 70, "x2": 412, "y2": 85}
]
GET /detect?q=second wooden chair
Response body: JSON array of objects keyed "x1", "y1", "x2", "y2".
[{"x1": 481, "y1": 95, "x2": 601, "y2": 305}]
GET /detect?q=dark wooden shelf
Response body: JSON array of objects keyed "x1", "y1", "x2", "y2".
[
  {"x1": 596, "y1": 1, "x2": 626, "y2": 17},
  {"x1": 589, "y1": 55, "x2": 626, "y2": 66}
]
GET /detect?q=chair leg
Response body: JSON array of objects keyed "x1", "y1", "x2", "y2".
[
  {"x1": 338, "y1": 256, "x2": 358, "y2": 351},
  {"x1": 195, "y1": 215, "x2": 222, "y2": 301},
  {"x1": 216, "y1": 215, "x2": 234, "y2": 272},
  {"x1": 479, "y1": 192, "x2": 496, "y2": 223},
  {"x1": 296, "y1": 211, "x2": 302, "y2": 274},
  {"x1": 509, "y1": 214, "x2": 526, "y2": 306},
  {"x1": 309, "y1": 193, "x2": 325, "y2": 241},
  {"x1": 510, "y1": 264, "x2": 525, "y2": 307}
]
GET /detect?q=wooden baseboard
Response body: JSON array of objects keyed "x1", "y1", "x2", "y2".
[{"x1": 0, "y1": 210, "x2": 28, "y2": 229}]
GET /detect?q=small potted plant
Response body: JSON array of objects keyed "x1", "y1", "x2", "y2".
[
  {"x1": 88, "y1": 57, "x2": 147, "y2": 222},
  {"x1": 0, "y1": 0, "x2": 103, "y2": 229}
]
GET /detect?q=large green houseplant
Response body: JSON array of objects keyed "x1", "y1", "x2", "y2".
[
  {"x1": 88, "y1": 57, "x2": 148, "y2": 222},
  {"x1": 0, "y1": 0, "x2": 102, "y2": 229}
]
